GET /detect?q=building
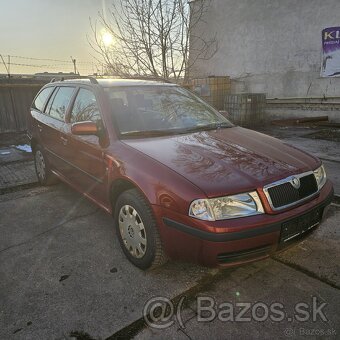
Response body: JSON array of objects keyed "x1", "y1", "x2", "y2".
[{"x1": 189, "y1": 0, "x2": 340, "y2": 103}]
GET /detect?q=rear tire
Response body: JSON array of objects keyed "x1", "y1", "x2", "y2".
[
  {"x1": 114, "y1": 189, "x2": 167, "y2": 270},
  {"x1": 33, "y1": 145, "x2": 58, "y2": 186}
]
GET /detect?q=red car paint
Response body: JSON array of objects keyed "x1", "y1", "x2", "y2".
[{"x1": 28, "y1": 79, "x2": 334, "y2": 267}]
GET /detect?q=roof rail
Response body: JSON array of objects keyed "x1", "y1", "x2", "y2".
[
  {"x1": 88, "y1": 74, "x2": 172, "y2": 83},
  {"x1": 49, "y1": 75, "x2": 172, "y2": 84},
  {"x1": 121, "y1": 75, "x2": 173, "y2": 83}
]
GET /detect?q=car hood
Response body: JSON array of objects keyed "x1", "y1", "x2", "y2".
[{"x1": 122, "y1": 127, "x2": 320, "y2": 197}]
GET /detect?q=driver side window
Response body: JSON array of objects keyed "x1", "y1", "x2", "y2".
[{"x1": 70, "y1": 88, "x2": 101, "y2": 123}]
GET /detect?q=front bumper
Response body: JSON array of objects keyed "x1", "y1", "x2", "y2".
[{"x1": 153, "y1": 181, "x2": 334, "y2": 267}]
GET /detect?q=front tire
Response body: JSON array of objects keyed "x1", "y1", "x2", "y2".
[
  {"x1": 34, "y1": 145, "x2": 57, "y2": 186},
  {"x1": 114, "y1": 189, "x2": 167, "y2": 270}
]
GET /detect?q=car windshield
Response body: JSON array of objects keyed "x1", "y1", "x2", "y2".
[{"x1": 104, "y1": 85, "x2": 233, "y2": 137}]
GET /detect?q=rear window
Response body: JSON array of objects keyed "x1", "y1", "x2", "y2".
[{"x1": 33, "y1": 87, "x2": 54, "y2": 112}]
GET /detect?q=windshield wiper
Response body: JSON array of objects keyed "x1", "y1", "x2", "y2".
[
  {"x1": 120, "y1": 123, "x2": 233, "y2": 138},
  {"x1": 207, "y1": 122, "x2": 233, "y2": 129},
  {"x1": 179, "y1": 122, "x2": 232, "y2": 133},
  {"x1": 121, "y1": 129, "x2": 179, "y2": 138}
]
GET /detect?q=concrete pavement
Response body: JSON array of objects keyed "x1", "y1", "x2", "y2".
[
  {"x1": 0, "y1": 185, "x2": 217, "y2": 339},
  {"x1": 2, "y1": 189, "x2": 338, "y2": 339},
  {"x1": 0, "y1": 127, "x2": 339, "y2": 339},
  {"x1": 135, "y1": 205, "x2": 340, "y2": 339},
  {"x1": 0, "y1": 146, "x2": 36, "y2": 193}
]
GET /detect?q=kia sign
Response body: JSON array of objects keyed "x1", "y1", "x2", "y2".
[{"x1": 321, "y1": 27, "x2": 340, "y2": 77}]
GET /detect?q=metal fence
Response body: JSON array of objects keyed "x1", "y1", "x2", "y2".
[
  {"x1": 224, "y1": 93, "x2": 266, "y2": 127},
  {"x1": 0, "y1": 79, "x2": 45, "y2": 133}
]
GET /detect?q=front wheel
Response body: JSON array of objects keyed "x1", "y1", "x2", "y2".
[
  {"x1": 34, "y1": 145, "x2": 58, "y2": 186},
  {"x1": 114, "y1": 189, "x2": 167, "y2": 270}
]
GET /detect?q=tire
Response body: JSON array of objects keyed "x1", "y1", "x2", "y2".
[
  {"x1": 33, "y1": 145, "x2": 58, "y2": 186},
  {"x1": 114, "y1": 189, "x2": 167, "y2": 270}
]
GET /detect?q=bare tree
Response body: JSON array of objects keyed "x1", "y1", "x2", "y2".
[{"x1": 88, "y1": 0, "x2": 217, "y2": 81}]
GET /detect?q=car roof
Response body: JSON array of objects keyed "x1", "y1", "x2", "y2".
[{"x1": 50, "y1": 78, "x2": 178, "y2": 87}]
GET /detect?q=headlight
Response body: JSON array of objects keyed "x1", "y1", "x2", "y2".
[
  {"x1": 189, "y1": 191, "x2": 264, "y2": 221},
  {"x1": 314, "y1": 164, "x2": 327, "y2": 190}
]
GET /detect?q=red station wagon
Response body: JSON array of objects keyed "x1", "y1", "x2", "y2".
[{"x1": 28, "y1": 77, "x2": 334, "y2": 269}]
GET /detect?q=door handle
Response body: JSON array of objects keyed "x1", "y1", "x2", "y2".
[{"x1": 60, "y1": 136, "x2": 68, "y2": 145}]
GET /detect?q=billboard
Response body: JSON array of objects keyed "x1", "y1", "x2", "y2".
[{"x1": 321, "y1": 27, "x2": 340, "y2": 77}]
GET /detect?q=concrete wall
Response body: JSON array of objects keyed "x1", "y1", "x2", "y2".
[{"x1": 189, "y1": 0, "x2": 340, "y2": 98}]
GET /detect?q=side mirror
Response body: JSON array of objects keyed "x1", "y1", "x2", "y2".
[{"x1": 71, "y1": 121, "x2": 98, "y2": 135}]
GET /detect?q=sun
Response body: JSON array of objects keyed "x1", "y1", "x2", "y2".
[{"x1": 102, "y1": 31, "x2": 114, "y2": 47}]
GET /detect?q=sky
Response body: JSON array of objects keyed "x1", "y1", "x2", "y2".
[{"x1": 0, "y1": 0, "x2": 109, "y2": 75}]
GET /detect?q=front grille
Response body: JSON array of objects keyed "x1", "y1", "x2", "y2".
[{"x1": 267, "y1": 174, "x2": 318, "y2": 209}]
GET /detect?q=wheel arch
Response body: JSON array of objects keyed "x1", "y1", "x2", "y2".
[{"x1": 109, "y1": 178, "x2": 151, "y2": 213}]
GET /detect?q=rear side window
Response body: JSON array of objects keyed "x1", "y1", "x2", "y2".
[
  {"x1": 48, "y1": 87, "x2": 75, "y2": 121},
  {"x1": 33, "y1": 87, "x2": 53, "y2": 112},
  {"x1": 70, "y1": 88, "x2": 101, "y2": 123}
]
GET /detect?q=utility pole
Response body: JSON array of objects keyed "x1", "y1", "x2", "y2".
[
  {"x1": 0, "y1": 54, "x2": 10, "y2": 77},
  {"x1": 70, "y1": 56, "x2": 77, "y2": 74},
  {"x1": 7, "y1": 55, "x2": 10, "y2": 76}
]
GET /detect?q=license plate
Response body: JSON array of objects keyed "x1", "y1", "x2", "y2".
[{"x1": 280, "y1": 208, "x2": 322, "y2": 243}]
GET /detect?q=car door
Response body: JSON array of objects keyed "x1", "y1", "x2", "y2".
[
  {"x1": 64, "y1": 87, "x2": 108, "y2": 205},
  {"x1": 30, "y1": 85, "x2": 55, "y2": 148},
  {"x1": 41, "y1": 86, "x2": 76, "y2": 175}
]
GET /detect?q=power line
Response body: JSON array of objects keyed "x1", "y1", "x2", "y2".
[
  {"x1": 0, "y1": 53, "x2": 97, "y2": 75},
  {"x1": 1, "y1": 53, "x2": 94, "y2": 65},
  {"x1": 8, "y1": 54, "x2": 72, "y2": 63},
  {"x1": 0, "y1": 62, "x2": 93, "y2": 73},
  {"x1": 9, "y1": 62, "x2": 74, "y2": 69}
]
